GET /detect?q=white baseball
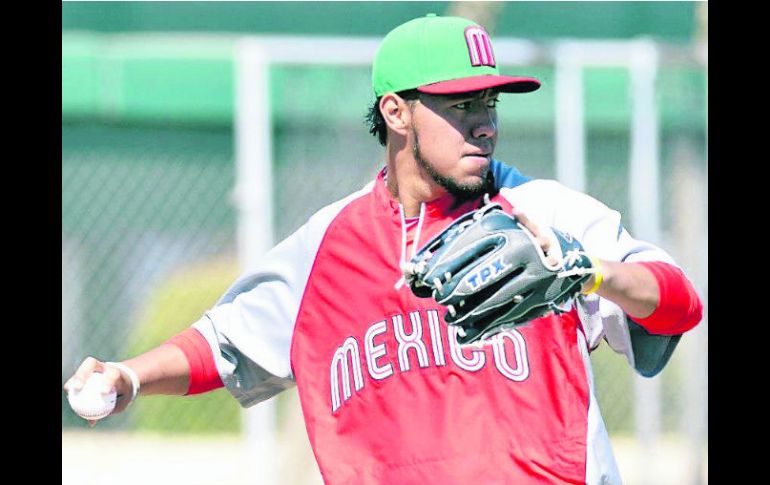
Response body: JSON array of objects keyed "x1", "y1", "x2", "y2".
[{"x1": 67, "y1": 372, "x2": 117, "y2": 420}]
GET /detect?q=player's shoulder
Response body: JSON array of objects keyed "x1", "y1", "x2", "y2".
[
  {"x1": 501, "y1": 178, "x2": 585, "y2": 201},
  {"x1": 303, "y1": 180, "x2": 376, "y2": 234},
  {"x1": 492, "y1": 160, "x2": 613, "y2": 224},
  {"x1": 492, "y1": 159, "x2": 575, "y2": 204},
  {"x1": 490, "y1": 159, "x2": 533, "y2": 189},
  {"x1": 491, "y1": 159, "x2": 568, "y2": 196}
]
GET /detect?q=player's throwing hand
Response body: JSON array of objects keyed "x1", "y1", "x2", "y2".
[{"x1": 63, "y1": 357, "x2": 139, "y2": 425}]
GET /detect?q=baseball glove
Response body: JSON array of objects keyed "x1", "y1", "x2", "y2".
[{"x1": 402, "y1": 201, "x2": 596, "y2": 345}]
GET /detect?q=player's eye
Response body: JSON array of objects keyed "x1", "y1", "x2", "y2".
[{"x1": 452, "y1": 97, "x2": 498, "y2": 111}]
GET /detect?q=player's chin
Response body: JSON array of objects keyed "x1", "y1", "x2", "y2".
[
  {"x1": 459, "y1": 155, "x2": 490, "y2": 176},
  {"x1": 456, "y1": 174, "x2": 486, "y2": 189},
  {"x1": 447, "y1": 174, "x2": 488, "y2": 198},
  {"x1": 456, "y1": 159, "x2": 489, "y2": 183}
]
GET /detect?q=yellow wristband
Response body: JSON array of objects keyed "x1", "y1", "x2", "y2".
[{"x1": 581, "y1": 257, "x2": 603, "y2": 295}]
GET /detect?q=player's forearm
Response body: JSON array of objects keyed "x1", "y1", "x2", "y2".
[
  {"x1": 122, "y1": 343, "x2": 191, "y2": 396},
  {"x1": 584, "y1": 260, "x2": 703, "y2": 335},
  {"x1": 585, "y1": 260, "x2": 659, "y2": 320},
  {"x1": 65, "y1": 329, "x2": 222, "y2": 421}
]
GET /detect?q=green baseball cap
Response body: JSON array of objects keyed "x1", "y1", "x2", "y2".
[{"x1": 372, "y1": 14, "x2": 540, "y2": 97}]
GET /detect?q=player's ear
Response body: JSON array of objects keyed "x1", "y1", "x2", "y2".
[{"x1": 380, "y1": 93, "x2": 413, "y2": 138}]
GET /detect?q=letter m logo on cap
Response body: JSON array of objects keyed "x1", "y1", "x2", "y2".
[{"x1": 464, "y1": 26, "x2": 496, "y2": 67}]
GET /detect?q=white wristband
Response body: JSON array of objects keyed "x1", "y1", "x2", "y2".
[{"x1": 105, "y1": 362, "x2": 141, "y2": 405}]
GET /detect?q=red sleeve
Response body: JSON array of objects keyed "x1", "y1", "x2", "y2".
[
  {"x1": 165, "y1": 327, "x2": 224, "y2": 395},
  {"x1": 630, "y1": 261, "x2": 703, "y2": 335}
]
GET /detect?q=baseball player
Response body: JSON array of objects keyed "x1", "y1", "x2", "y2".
[{"x1": 64, "y1": 14, "x2": 703, "y2": 484}]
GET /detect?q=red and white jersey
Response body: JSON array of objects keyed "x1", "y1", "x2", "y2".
[{"x1": 192, "y1": 162, "x2": 684, "y2": 484}]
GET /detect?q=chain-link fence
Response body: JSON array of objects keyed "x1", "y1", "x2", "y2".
[{"x1": 62, "y1": 124, "x2": 240, "y2": 431}]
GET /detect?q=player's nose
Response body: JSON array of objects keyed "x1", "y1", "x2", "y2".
[{"x1": 471, "y1": 108, "x2": 497, "y2": 139}]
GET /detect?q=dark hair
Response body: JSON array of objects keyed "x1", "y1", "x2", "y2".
[{"x1": 365, "y1": 89, "x2": 421, "y2": 146}]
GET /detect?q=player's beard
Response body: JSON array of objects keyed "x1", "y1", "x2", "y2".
[{"x1": 411, "y1": 126, "x2": 493, "y2": 205}]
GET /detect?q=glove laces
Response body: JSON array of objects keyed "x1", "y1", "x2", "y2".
[
  {"x1": 396, "y1": 193, "x2": 497, "y2": 290},
  {"x1": 556, "y1": 249, "x2": 599, "y2": 278}
]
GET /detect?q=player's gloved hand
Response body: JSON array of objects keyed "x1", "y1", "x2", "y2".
[
  {"x1": 63, "y1": 357, "x2": 140, "y2": 426},
  {"x1": 402, "y1": 200, "x2": 597, "y2": 345}
]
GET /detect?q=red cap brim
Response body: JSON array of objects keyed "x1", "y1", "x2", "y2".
[{"x1": 417, "y1": 75, "x2": 541, "y2": 94}]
